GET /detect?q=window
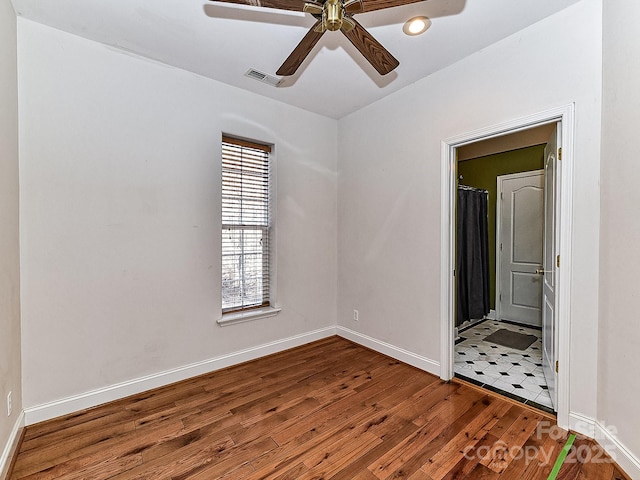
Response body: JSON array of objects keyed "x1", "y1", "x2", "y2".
[{"x1": 221, "y1": 136, "x2": 272, "y2": 314}]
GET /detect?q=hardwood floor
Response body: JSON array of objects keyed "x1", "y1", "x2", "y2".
[{"x1": 8, "y1": 337, "x2": 629, "y2": 480}]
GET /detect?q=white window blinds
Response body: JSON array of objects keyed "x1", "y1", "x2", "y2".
[{"x1": 221, "y1": 136, "x2": 271, "y2": 313}]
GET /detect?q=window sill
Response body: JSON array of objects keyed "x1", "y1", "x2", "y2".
[{"x1": 217, "y1": 306, "x2": 282, "y2": 327}]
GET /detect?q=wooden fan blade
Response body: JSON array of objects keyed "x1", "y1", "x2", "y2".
[
  {"x1": 277, "y1": 20, "x2": 326, "y2": 76},
  {"x1": 209, "y1": 0, "x2": 307, "y2": 13},
  {"x1": 360, "y1": 0, "x2": 426, "y2": 13},
  {"x1": 344, "y1": 0, "x2": 363, "y2": 14},
  {"x1": 341, "y1": 18, "x2": 399, "y2": 75}
]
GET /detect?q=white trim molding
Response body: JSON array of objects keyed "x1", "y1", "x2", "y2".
[
  {"x1": 336, "y1": 326, "x2": 440, "y2": 376},
  {"x1": 0, "y1": 411, "x2": 25, "y2": 480},
  {"x1": 217, "y1": 306, "x2": 282, "y2": 326},
  {"x1": 440, "y1": 104, "x2": 575, "y2": 431},
  {"x1": 569, "y1": 411, "x2": 597, "y2": 439},
  {"x1": 570, "y1": 412, "x2": 640, "y2": 479},
  {"x1": 24, "y1": 326, "x2": 335, "y2": 425},
  {"x1": 594, "y1": 421, "x2": 640, "y2": 479},
  {"x1": 23, "y1": 325, "x2": 442, "y2": 426}
]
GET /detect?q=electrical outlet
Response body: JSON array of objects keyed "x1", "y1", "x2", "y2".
[
  {"x1": 353, "y1": 309, "x2": 359, "y2": 322},
  {"x1": 7, "y1": 391, "x2": 12, "y2": 417}
]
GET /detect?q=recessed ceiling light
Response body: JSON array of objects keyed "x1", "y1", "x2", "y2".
[{"x1": 403, "y1": 16, "x2": 431, "y2": 36}]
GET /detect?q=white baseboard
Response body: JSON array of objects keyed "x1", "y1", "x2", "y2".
[
  {"x1": 24, "y1": 326, "x2": 441, "y2": 426},
  {"x1": 569, "y1": 411, "x2": 597, "y2": 438},
  {"x1": 24, "y1": 326, "x2": 336, "y2": 425},
  {"x1": 0, "y1": 411, "x2": 25, "y2": 480},
  {"x1": 570, "y1": 411, "x2": 640, "y2": 479},
  {"x1": 594, "y1": 420, "x2": 640, "y2": 479},
  {"x1": 336, "y1": 326, "x2": 440, "y2": 376},
  {"x1": 486, "y1": 309, "x2": 496, "y2": 320}
]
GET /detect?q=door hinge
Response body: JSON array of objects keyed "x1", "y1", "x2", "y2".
[
  {"x1": 555, "y1": 360, "x2": 559, "y2": 373},
  {"x1": 558, "y1": 147, "x2": 562, "y2": 160},
  {"x1": 557, "y1": 255, "x2": 560, "y2": 268}
]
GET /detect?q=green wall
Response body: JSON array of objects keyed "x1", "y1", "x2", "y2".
[{"x1": 458, "y1": 145, "x2": 545, "y2": 310}]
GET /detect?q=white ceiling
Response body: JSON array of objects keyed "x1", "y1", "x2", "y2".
[{"x1": 11, "y1": 0, "x2": 582, "y2": 118}]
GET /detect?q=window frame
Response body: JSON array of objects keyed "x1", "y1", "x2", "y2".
[{"x1": 219, "y1": 135, "x2": 279, "y2": 325}]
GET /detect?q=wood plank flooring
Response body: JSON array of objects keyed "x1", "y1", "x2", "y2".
[{"x1": 8, "y1": 337, "x2": 630, "y2": 480}]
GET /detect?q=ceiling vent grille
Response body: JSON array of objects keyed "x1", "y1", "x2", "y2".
[{"x1": 245, "y1": 68, "x2": 282, "y2": 87}]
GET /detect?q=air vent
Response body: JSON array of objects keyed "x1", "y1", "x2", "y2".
[{"x1": 245, "y1": 69, "x2": 282, "y2": 87}]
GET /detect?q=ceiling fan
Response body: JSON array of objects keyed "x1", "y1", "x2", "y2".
[{"x1": 209, "y1": 0, "x2": 427, "y2": 76}]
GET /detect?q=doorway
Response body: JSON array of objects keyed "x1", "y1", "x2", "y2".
[
  {"x1": 455, "y1": 143, "x2": 551, "y2": 412},
  {"x1": 439, "y1": 105, "x2": 575, "y2": 429}
]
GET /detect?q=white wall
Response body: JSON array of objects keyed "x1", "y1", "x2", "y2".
[
  {"x1": 18, "y1": 19, "x2": 338, "y2": 412},
  {"x1": 0, "y1": 0, "x2": 22, "y2": 473},
  {"x1": 599, "y1": 0, "x2": 640, "y2": 471},
  {"x1": 338, "y1": 0, "x2": 602, "y2": 422}
]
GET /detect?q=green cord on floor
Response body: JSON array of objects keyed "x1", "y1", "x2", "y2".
[{"x1": 547, "y1": 433, "x2": 577, "y2": 480}]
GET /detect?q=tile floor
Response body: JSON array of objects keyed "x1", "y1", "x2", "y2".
[{"x1": 454, "y1": 319, "x2": 554, "y2": 413}]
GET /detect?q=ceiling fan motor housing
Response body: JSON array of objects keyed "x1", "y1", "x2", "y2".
[{"x1": 324, "y1": 0, "x2": 344, "y2": 31}]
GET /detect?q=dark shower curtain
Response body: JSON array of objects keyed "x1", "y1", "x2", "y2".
[{"x1": 456, "y1": 186, "x2": 490, "y2": 327}]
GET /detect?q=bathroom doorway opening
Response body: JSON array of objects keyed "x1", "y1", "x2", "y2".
[{"x1": 439, "y1": 105, "x2": 575, "y2": 429}]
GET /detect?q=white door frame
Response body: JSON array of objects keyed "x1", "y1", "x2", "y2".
[
  {"x1": 495, "y1": 170, "x2": 545, "y2": 325},
  {"x1": 440, "y1": 105, "x2": 574, "y2": 429}
]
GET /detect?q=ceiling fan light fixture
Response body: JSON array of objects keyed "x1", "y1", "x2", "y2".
[{"x1": 403, "y1": 16, "x2": 431, "y2": 36}]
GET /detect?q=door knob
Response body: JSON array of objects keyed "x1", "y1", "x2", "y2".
[{"x1": 535, "y1": 268, "x2": 551, "y2": 274}]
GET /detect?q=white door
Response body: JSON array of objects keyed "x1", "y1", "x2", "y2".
[
  {"x1": 542, "y1": 126, "x2": 560, "y2": 410},
  {"x1": 497, "y1": 171, "x2": 544, "y2": 327}
]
